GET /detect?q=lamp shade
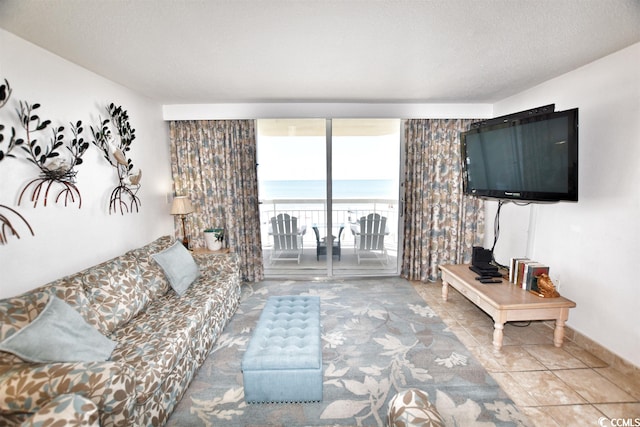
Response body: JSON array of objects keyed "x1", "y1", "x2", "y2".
[{"x1": 170, "y1": 196, "x2": 194, "y2": 215}]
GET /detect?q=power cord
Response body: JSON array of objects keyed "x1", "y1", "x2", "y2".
[
  {"x1": 489, "y1": 199, "x2": 534, "y2": 328},
  {"x1": 510, "y1": 321, "x2": 532, "y2": 327},
  {"x1": 490, "y1": 200, "x2": 508, "y2": 269}
]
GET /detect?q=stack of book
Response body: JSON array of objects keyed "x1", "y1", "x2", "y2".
[{"x1": 509, "y1": 258, "x2": 550, "y2": 293}]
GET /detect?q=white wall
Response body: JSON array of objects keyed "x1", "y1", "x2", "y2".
[
  {"x1": 487, "y1": 43, "x2": 640, "y2": 367},
  {"x1": 0, "y1": 29, "x2": 174, "y2": 298}
]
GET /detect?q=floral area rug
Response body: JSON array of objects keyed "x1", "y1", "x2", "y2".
[{"x1": 166, "y1": 278, "x2": 530, "y2": 426}]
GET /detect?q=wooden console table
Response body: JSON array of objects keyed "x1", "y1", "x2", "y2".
[{"x1": 439, "y1": 264, "x2": 576, "y2": 350}]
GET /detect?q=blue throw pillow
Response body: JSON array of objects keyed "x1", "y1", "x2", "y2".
[
  {"x1": 0, "y1": 296, "x2": 116, "y2": 363},
  {"x1": 152, "y1": 241, "x2": 200, "y2": 296}
]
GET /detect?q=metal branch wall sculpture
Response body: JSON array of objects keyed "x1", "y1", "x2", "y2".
[
  {"x1": 91, "y1": 103, "x2": 141, "y2": 214},
  {"x1": 0, "y1": 79, "x2": 24, "y2": 162},
  {"x1": 0, "y1": 205, "x2": 34, "y2": 244},
  {"x1": 17, "y1": 102, "x2": 89, "y2": 208},
  {"x1": 0, "y1": 78, "x2": 34, "y2": 245},
  {"x1": 1, "y1": 77, "x2": 142, "y2": 243}
]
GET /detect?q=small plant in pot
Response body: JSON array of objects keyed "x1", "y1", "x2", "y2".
[{"x1": 203, "y1": 228, "x2": 224, "y2": 251}]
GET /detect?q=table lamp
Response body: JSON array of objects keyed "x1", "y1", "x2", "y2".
[{"x1": 171, "y1": 196, "x2": 194, "y2": 248}]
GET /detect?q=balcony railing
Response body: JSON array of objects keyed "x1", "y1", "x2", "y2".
[{"x1": 259, "y1": 198, "x2": 399, "y2": 251}]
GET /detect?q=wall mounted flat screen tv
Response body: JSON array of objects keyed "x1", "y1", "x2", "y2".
[{"x1": 461, "y1": 107, "x2": 578, "y2": 202}]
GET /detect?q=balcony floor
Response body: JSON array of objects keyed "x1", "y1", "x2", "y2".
[{"x1": 262, "y1": 246, "x2": 399, "y2": 276}]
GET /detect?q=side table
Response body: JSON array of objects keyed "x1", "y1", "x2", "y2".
[{"x1": 191, "y1": 247, "x2": 231, "y2": 254}]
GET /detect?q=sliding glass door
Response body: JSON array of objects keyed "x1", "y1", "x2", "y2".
[
  {"x1": 257, "y1": 119, "x2": 327, "y2": 275},
  {"x1": 331, "y1": 119, "x2": 401, "y2": 276},
  {"x1": 257, "y1": 118, "x2": 401, "y2": 277}
]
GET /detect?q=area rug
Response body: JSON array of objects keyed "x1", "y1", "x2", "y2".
[{"x1": 166, "y1": 278, "x2": 531, "y2": 426}]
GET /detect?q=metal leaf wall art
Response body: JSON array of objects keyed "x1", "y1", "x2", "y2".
[
  {"x1": 0, "y1": 78, "x2": 34, "y2": 244},
  {"x1": 17, "y1": 101, "x2": 89, "y2": 208},
  {"x1": 1, "y1": 76, "x2": 142, "y2": 243},
  {"x1": 91, "y1": 103, "x2": 141, "y2": 214}
]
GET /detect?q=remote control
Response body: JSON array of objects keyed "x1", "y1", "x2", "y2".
[
  {"x1": 479, "y1": 278, "x2": 502, "y2": 284},
  {"x1": 475, "y1": 276, "x2": 494, "y2": 281}
]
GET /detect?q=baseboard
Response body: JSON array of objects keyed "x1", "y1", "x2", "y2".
[{"x1": 543, "y1": 320, "x2": 639, "y2": 374}]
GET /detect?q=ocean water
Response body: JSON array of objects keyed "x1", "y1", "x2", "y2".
[{"x1": 260, "y1": 179, "x2": 397, "y2": 199}]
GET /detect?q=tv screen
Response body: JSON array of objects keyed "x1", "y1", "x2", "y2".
[{"x1": 461, "y1": 108, "x2": 578, "y2": 202}]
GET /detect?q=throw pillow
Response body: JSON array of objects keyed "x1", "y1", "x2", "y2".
[
  {"x1": 151, "y1": 241, "x2": 200, "y2": 296},
  {"x1": 387, "y1": 388, "x2": 444, "y2": 427},
  {"x1": 0, "y1": 296, "x2": 117, "y2": 363}
]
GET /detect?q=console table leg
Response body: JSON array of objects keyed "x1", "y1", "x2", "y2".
[
  {"x1": 442, "y1": 281, "x2": 449, "y2": 301},
  {"x1": 554, "y1": 318, "x2": 566, "y2": 347},
  {"x1": 493, "y1": 322, "x2": 504, "y2": 350}
]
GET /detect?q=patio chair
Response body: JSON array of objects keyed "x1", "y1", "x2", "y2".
[
  {"x1": 312, "y1": 225, "x2": 343, "y2": 261},
  {"x1": 270, "y1": 213, "x2": 303, "y2": 264},
  {"x1": 355, "y1": 213, "x2": 389, "y2": 265}
]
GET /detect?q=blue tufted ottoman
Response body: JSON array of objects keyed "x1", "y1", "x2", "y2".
[{"x1": 241, "y1": 295, "x2": 322, "y2": 403}]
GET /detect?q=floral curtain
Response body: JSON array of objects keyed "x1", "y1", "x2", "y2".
[
  {"x1": 402, "y1": 119, "x2": 484, "y2": 282},
  {"x1": 169, "y1": 120, "x2": 263, "y2": 282}
]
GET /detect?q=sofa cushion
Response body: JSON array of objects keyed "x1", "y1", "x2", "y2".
[
  {"x1": 0, "y1": 360, "x2": 136, "y2": 426},
  {"x1": 83, "y1": 253, "x2": 150, "y2": 334},
  {"x1": 42, "y1": 273, "x2": 104, "y2": 331},
  {"x1": 125, "y1": 236, "x2": 173, "y2": 301},
  {"x1": 20, "y1": 394, "x2": 100, "y2": 427},
  {"x1": 136, "y1": 235, "x2": 174, "y2": 256},
  {"x1": 110, "y1": 295, "x2": 204, "y2": 404},
  {"x1": 108, "y1": 273, "x2": 230, "y2": 404},
  {"x1": 0, "y1": 292, "x2": 49, "y2": 343},
  {"x1": 0, "y1": 296, "x2": 116, "y2": 363},
  {"x1": 151, "y1": 242, "x2": 200, "y2": 296}
]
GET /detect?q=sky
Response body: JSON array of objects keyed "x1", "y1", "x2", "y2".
[{"x1": 257, "y1": 134, "x2": 400, "y2": 182}]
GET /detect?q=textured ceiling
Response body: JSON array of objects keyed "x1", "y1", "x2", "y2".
[{"x1": 1, "y1": 0, "x2": 639, "y2": 105}]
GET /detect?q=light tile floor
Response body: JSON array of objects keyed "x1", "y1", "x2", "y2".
[{"x1": 412, "y1": 281, "x2": 640, "y2": 427}]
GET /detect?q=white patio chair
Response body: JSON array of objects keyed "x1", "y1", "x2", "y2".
[
  {"x1": 270, "y1": 213, "x2": 303, "y2": 264},
  {"x1": 356, "y1": 213, "x2": 389, "y2": 265}
]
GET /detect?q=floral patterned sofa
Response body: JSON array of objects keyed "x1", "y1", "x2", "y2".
[{"x1": 0, "y1": 236, "x2": 241, "y2": 427}]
